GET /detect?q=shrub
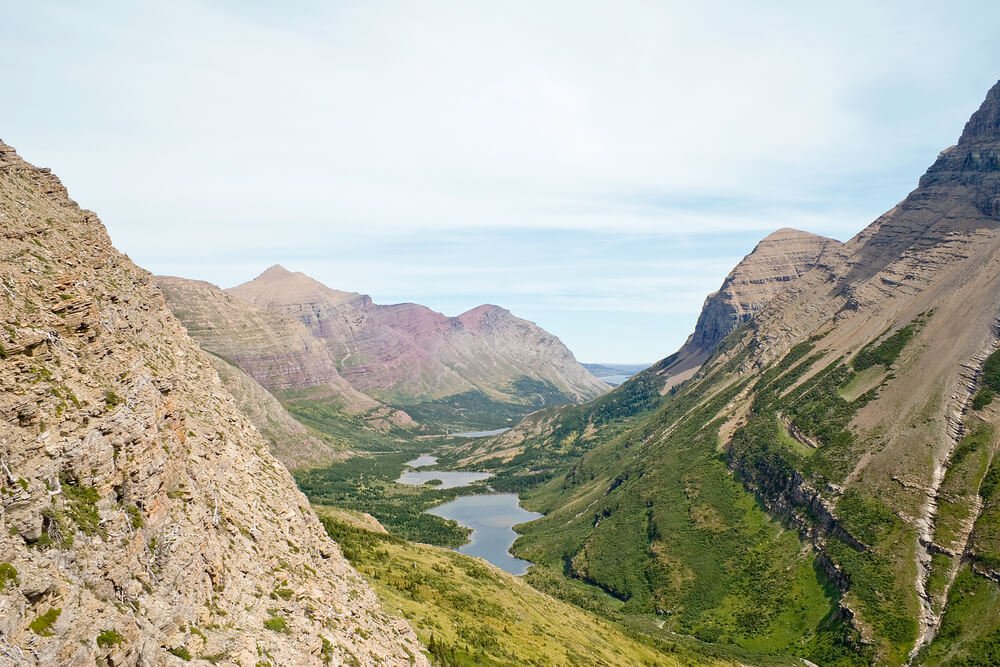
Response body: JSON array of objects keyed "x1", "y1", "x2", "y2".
[
  {"x1": 167, "y1": 646, "x2": 192, "y2": 660},
  {"x1": 263, "y1": 613, "x2": 288, "y2": 633},
  {"x1": 96, "y1": 629, "x2": 123, "y2": 647},
  {"x1": 973, "y1": 388, "x2": 995, "y2": 411},
  {"x1": 29, "y1": 608, "x2": 61, "y2": 636}
]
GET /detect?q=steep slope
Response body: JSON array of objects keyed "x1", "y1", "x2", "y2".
[
  {"x1": 229, "y1": 266, "x2": 607, "y2": 430},
  {"x1": 157, "y1": 276, "x2": 414, "y2": 460},
  {"x1": 449, "y1": 227, "x2": 838, "y2": 480},
  {"x1": 317, "y1": 511, "x2": 736, "y2": 667},
  {"x1": 0, "y1": 141, "x2": 426, "y2": 665},
  {"x1": 480, "y1": 82, "x2": 1000, "y2": 666}
]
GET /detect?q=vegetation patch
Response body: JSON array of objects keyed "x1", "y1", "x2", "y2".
[
  {"x1": 0, "y1": 562, "x2": 18, "y2": 588},
  {"x1": 852, "y1": 315, "x2": 927, "y2": 372},
  {"x1": 60, "y1": 475, "x2": 101, "y2": 536},
  {"x1": 167, "y1": 646, "x2": 192, "y2": 661},
  {"x1": 29, "y1": 608, "x2": 61, "y2": 636},
  {"x1": 263, "y1": 612, "x2": 289, "y2": 633},
  {"x1": 320, "y1": 515, "x2": 726, "y2": 666},
  {"x1": 295, "y1": 445, "x2": 478, "y2": 546},
  {"x1": 916, "y1": 566, "x2": 1000, "y2": 665},
  {"x1": 96, "y1": 629, "x2": 124, "y2": 648}
]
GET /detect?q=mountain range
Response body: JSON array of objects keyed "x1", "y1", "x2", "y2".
[
  {"x1": 158, "y1": 265, "x2": 606, "y2": 458},
  {"x1": 3, "y1": 73, "x2": 1000, "y2": 667},
  {"x1": 456, "y1": 80, "x2": 1000, "y2": 666}
]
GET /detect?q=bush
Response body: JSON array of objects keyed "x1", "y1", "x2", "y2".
[
  {"x1": 263, "y1": 613, "x2": 288, "y2": 633},
  {"x1": 29, "y1": 608, "x2": 61, "y2": 636},
  {"x1": 167, "y1": 646, "x2": 192, "y2": 660},
  {"x1": 973, "y1": 388, "x2": 995, "y2": 411},
  {"x1": 96, "y1": 629, "x2": 123, "y2": 647}
]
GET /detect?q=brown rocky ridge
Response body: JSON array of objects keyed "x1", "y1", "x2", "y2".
[{"x1": 0, "y1": 141, "x2": 427, "y2": 665}]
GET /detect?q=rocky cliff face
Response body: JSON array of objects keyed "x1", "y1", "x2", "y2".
[
  {"x1": 0, "y1": 142, "x2": 426, "y2": 665},
  {"x1": 228, "y1": 266, "x2": 607, "y2": 412},
  {"x1": 652, "y1": 227, "x2": 840, "y2": 386},
  {"x1": 687, "y1": 228, "x2": 840, "y2": 353}
]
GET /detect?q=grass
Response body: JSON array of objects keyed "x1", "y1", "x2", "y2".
[
  {"x1": 29, "y1": 608, "x2": 61, "y2": 636},
  {"x1": 319, "y1": 514, "x2": 733, "y2": 666},
  {"x1": 0, "y1": 562, "x2": 17, "y2": 588},
  {"x1": 510, "y1": 371, "x2": 845, "y2": 661},
  {"x1": 96, "y1": 629, "x2": 124, "y2": 648},
  {"x1": 263, "y1": 613, "x2": 289, "y2": 633},
  {"x1": 915, "y1": 566, "x2": 1000, "y2": 665},
  {"x1": 932, "y1": 424, "x2": 995, "y2": 551},
  {"x1": 838, "y1": 364, "x2": 887, "y2": 402}
]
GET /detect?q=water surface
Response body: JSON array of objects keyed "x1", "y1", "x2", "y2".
[
  {"x1": 405, "y1": 454, "x2": 439, "y2": 468},
  {"x1": 396, "y1": 470, "x2": 492, "y2": 489},
  {"x1": 450, "y1": 427, "x2": 511, "y2": 438},
  {"x1": 427, "y1": 493, "x2": 542, "y2": 574}
]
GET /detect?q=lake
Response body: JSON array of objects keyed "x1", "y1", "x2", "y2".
[
  {"x1": 450, "y1": 427, "x2": 511, "y2": 438},
  {"x1": 404, "y1": 454, "x2": 439, "y2": 468},
  {"x1": 427, "y1": 493, "x2": 542, "y2": 575},
  {"x1": 395, "y1": 470, "x2": 492, "y2": 489}
]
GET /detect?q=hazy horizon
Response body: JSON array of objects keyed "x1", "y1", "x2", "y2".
[{"x1": 6, "y1": 1, "x2": 1000, "y2": 362}]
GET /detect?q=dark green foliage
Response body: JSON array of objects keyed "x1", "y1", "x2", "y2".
[
  {"x1": 295, "y1": 449, "x2": 476, "y2": 546},
  {"x1": 837, "y1": 489, "x2": 901, "y2": 546},
  {"x1": 167, "y1": 646, "x2": 192, "y2": 660},
  {"x1": 983, "y1": 349, "x2": 1000, "y2": 393},
  {"x1": 104, "y1": 389, "x2": 122, "y2": 409},
  {"x1": 973, "y1": 388, "x2": 995, "y2": 410},
  {"x1": 402, "y1": 377, "x2": 571, "y2": 432},
  {"x1": 125, "y1": 503, "x2": 145, "y2": 529},
  {"x1": 852, "y1": 317, "x2": 924, "y2": 372},
  {"x1": 590, "y1": 370, "x2": 663, "y2": 426},
  {"x1": 60, "y1": 475, "x2": 101, "y2": 536}
]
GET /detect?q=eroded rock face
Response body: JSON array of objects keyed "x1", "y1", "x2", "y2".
[
  {"x1": 227, "y1": 266, "x2": 608, "y2": 407},
  {"x1": 687, "y1": 228, "x2": 841, "y2": 354},
  {"x1": 0, "y1": 142, "x2": 427, "y2": 666}
]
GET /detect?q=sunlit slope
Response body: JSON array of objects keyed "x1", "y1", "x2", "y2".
[
  {"x1": 491, "y1": 80, "x2": 1000, "y2": 666},
  {"x1": 316, "y1": 510, "x2": 739, "y2": 667}
]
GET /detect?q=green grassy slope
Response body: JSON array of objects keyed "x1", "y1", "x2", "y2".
[{"x1": 317, "y1": 513, "x2": 739, "y2": 667}]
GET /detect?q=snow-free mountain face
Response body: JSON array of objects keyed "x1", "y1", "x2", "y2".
[
  {"x1": 157, "y1": 275, "x2": 415, "y2": 463},
  {"x1": 0, "y1": 141, "x2": 426, "y2": 665},
  {"x1": 458, "y1": 80, "x2": 1000, "y2": 666},
  {"x1": 226, "y1": 265, "x2": 607, "y2": 429}
]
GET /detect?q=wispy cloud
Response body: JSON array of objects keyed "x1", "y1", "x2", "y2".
[{"x1": 5, "y1": 1, "x2": 1000, "y2": 361}]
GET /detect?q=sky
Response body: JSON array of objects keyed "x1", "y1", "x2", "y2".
[{"x1": 4, "y1": 2, "x2": 1000, "y2": 363}]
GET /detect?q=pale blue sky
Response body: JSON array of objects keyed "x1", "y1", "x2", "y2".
[{"x1": 4, "y1": 2, "x2": 1000, "y2": 362}]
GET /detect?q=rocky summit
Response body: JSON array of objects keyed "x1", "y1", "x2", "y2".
[{"x1": 0, "y1": 142, "x2": 426, "y2": 665}]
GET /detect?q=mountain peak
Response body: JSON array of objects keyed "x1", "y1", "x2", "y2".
[
  {"x1": 229, "y1": 266, "x2": 363, "y2": 308},
  {"x1": 259, "y1": 263, "x2": 292, "y2": 278},
  {"x1": 957, "y1": 79, "x2": 1000, "y2": 145},
  {"x1": 760, "y1": 227, "x2": 834, "y2": 243}
]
